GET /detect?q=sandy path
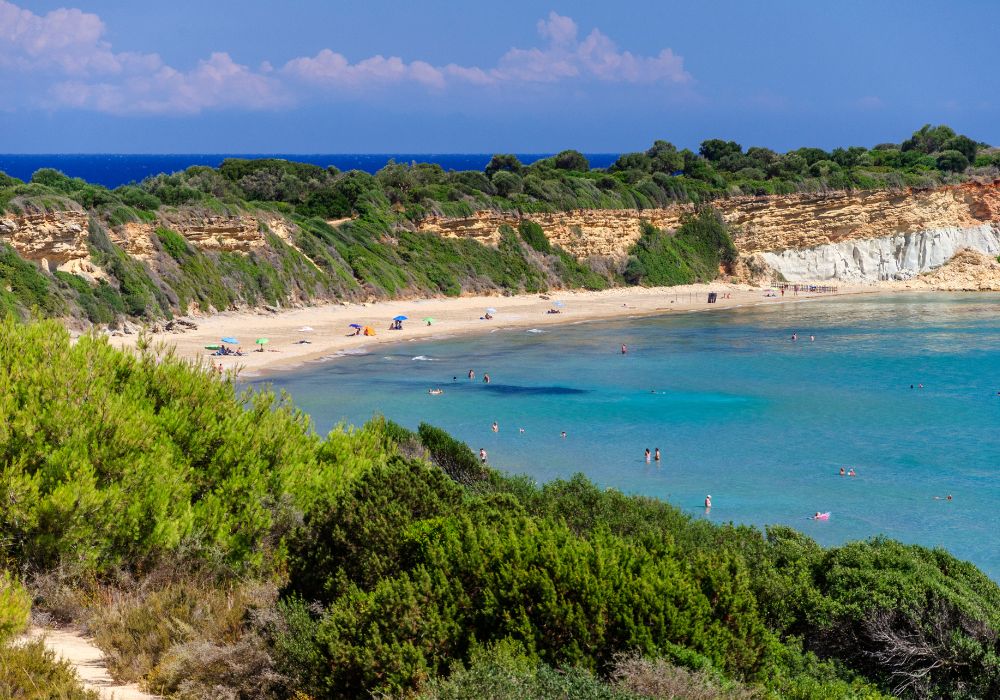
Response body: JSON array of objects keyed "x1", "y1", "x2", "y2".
[
  {"x1": 21, "y1": 626, "x2": 160, "y2": 700},
  {"x1": 110, "y1": 283, "x2": 867, "y2": 377}
]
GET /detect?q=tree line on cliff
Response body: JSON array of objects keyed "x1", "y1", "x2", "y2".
[
  {"x1": 0, "y1": 124, "x2": 993, "y2": 324},
  {"x1": 1, "y1": 318, "x2": 999, "y2": 698}
]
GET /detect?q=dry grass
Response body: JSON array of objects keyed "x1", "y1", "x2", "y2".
[{"x1": 611, "y1": 653, "x2": 761, "y2": 700}]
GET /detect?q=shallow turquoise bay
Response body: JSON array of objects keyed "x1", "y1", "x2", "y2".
[{"x1": 252, "y1": 293, "x2": 1000, "y2": 579}]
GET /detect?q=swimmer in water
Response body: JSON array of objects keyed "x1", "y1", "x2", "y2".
[
  {"x1": 560, "y1": 431, "x2": 567, "y2": 438},
  {"x1": 654, "y1": 448, "x2": 661, "y2": 462},
  {"x1": 791, "y1": 333, "x2": 797, "y2": 341},
  {"x1": 622, "y1": 344, "x2": 627, "y2": 354},
  {"x1": 519, "y1": 427, "x2": 525, "y2": 433},
  {"x1": 645, "y1": 448, "x2": 651, "y2": 463},
  {"x1": 468, "y1": 369, "x2": 475, "y2": 380},
  {"x1": 428, "y1": 388, "x2": 443, "y2": 395},
  {"x1": 839, "y1": 467, "x2": 846, "y2": 476},
  {"x1": 848, "y1": 468, "x2": 856, "y2": 477},
  {"x1": 483, "y1": 373, "x2": 491, "y2": 384},
  {"x1": 705, "y1": 495, "x2": 712, "y2": 509},
  {"x1": 810, "y1": 335, "x2": 815, "y2": 341},
  {"x1": 492, "y1": 421, "x2": 498, "y2": 433},
  {"x1": 934, "y1": 495, "x2": 954, "y2": 501},
  {"x1": 813, "y1": 512, "x2": 821, "y2": 519}
]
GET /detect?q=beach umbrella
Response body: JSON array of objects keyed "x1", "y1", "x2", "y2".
[
  {"x1": 552, "y1": 301, "x2": 565, "y2": 308},
  {"x1": 348, "y1": 323, "x2": 363, "y2": 329},
  {"x1": 221, "y1": 337, "x2": 239, "y2": 344},
  {"x1": 423, "y1": 317, "x2": 435, "y2": 324},
  {"x1": 256, "y1": 338, "x2": 269, "y2": 345},
  {"x1": 393, "y1": 315, "x2": 408, "y2": 321},
  {"x1": 204, "y1": 344, "x2": 220, "y2": 350},
  {"x1": 297, "y1": 326, "x2": 314, "y2": 332},
  {"x1": 485, "y1": 307, "x2": 497, "y2": 314}
]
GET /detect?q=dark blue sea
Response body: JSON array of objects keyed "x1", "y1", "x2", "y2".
[{"x1": 0, "y1": 153, "x2": 620, "y2": 189}]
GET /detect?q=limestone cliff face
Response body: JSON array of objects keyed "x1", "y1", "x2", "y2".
[
  {"x1": 5, "y1": 181, "x2": 1000, "y2": 288},
  {"x1": 417, "y1": 209, "x2": 685, "y2": 260},
  {"x1": 417, "y1": 181, "x2": 1000, "y2": 283},
  {"x1": 0, "y1": 211, "x2": 90, "y2": 270}
]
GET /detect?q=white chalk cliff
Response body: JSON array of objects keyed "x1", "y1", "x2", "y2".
[{"x1": 759, "y1": 224, "x2": 1000, "y2": 282}]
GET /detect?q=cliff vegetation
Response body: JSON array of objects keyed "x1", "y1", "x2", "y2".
[{"x1": 1, "y1": 125, "x2": 995, "y2": 323}]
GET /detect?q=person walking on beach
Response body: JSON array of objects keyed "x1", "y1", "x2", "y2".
[{"x1": 645, "y1": 448, "x2": 651, "y2": 463}]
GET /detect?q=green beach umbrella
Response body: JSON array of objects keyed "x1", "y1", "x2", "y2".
[
  {"x1": 256, "y1": 338, "x2": 269, "y2": 345},
  {"x1": 205, "y1": 344, "x2": 220, "y2": 350},
  {"x1": 423, "y1": 317, "x2": 435, "y2": 324}
]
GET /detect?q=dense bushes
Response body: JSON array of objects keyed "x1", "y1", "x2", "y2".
[
  {"x1": 2, "y1": 321, "x2": 999, "y2": 698},
  {"x1": 0, "y1": 318, "x2": 390, "y2": 577},
  {"x1": 625, "y1": 208, "x2": 738, "y2": 286}
]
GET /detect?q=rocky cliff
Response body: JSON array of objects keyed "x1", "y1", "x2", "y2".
[
  {"x1": 416, "y1": 180, "x2": 1000, "y2": 284},
  {"x1": 4, "y1": 181, "x2": 1000, "y2": 313}
]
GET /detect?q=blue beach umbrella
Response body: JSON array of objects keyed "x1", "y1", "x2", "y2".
[
  {"x1": 348, "y1": 323, "x2": 362, "y2": 329},
  {"x1": 485, "y1": 307, "x2": 497, "y2": 314},
  {"x1": 393, "y1": 315, "x2": 408, "y2": 321},
  {"x1": 221, "y1": 337, "x2": 239, "y2": 344},
  {"x1": 552, "y1": 301, "x2": 565, "y2": 308}
]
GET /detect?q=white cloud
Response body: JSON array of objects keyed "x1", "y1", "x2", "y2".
[
  {"x1": 286, "y1": 11, "x2": 691, "y2": 91},
  {"x1": 856, "y1": 96, "x2": 884, "y2": 110},
  {"x1": 51, "y1": 53, "x2": 288, "y2": 115},
  {"x1": 0, "y1": 0, "x2": 159, "y2": 76},
  {"x1": 0, "y1": 2, "x2": 691, "y2": 114},
  {"x1": 283, "y1": 49, "x2": 446, "y2": 90}
]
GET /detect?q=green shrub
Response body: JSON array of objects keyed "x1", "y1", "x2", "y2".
[
  {"x1": 417, "y1": 422, "x2": 489, "y2": 485},
  {"x1": 625, "y1": 208, "x2": 737, "y2": 286},
  {"x1": 0, "y1": 572, "x2": 30, "y2": 643},
  {"x1": 0, "y1": 640, "x2": 98, "y2": 699},
  {"x1": 0, "y1": 244, "x2": 65, "y2": 318},
  {"x1": 518, "y1": 220, "x2": 552, "y2": 253},
  {"x1": 419, "y1": 641, "x2": 637, "y2": 700}
]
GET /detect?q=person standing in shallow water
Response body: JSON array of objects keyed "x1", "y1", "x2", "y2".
[
  {"x1": 705, "y1": 495, "x2": 712, "y2": 509},
  {"x1": 468, "y1": 369, "x2": 475, "y2": 380},
  {"x1": 654, "y1": 448, "x2": 661, "y2": 462},
  {"x1": 492, "y1": 421, "x2": 498, "y2": 433},
  {"x1": 483, "y1": 373, "x2": 491, "y2": 384},
  {"x1": 645, "y1": 448, "x2": 651, "y2": 463}
]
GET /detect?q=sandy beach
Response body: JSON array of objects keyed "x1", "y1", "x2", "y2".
[{"x1": 110, "y1": 282, "x2": 867, "y2": 376}]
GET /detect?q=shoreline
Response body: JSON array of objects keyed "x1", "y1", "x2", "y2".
[{"x1": 109, "y1": 282, "x2": 878, "y2": 377}]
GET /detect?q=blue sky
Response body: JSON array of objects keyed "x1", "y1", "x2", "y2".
[{"x1": 1, "y1": 0, "x2": 997, "y2": 153}]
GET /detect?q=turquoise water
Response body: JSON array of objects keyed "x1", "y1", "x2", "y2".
[{"x1": 252, "y1": 294, "x2": 1000, "y2": 579}]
